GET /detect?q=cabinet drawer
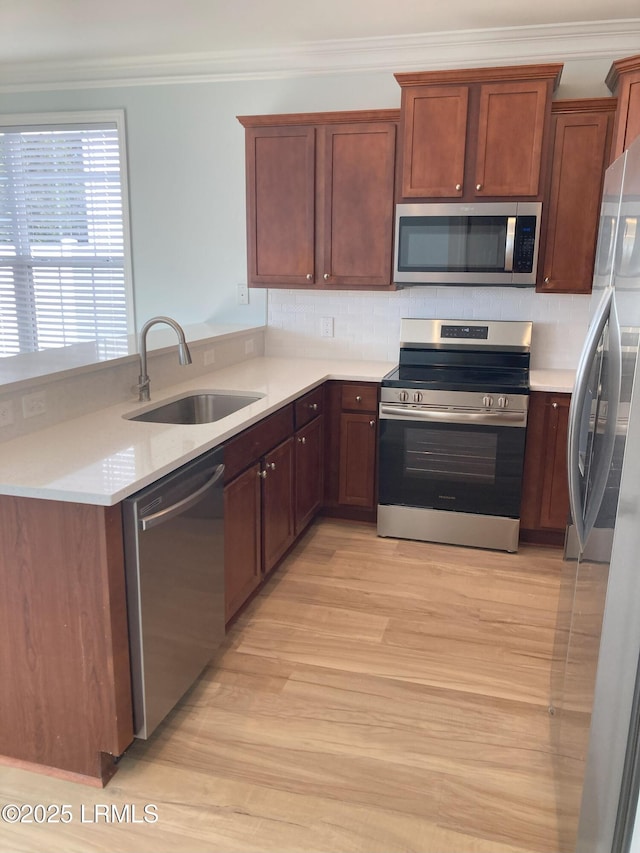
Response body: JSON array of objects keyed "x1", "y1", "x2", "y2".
[
  {"x1": 340, "y1": 383, "x2": 378, "y2": 412},
  {"x1": 224, "y1": 405, "x2": 294, "y2": 482},
  {"x1": 295, "y1": 386, "x2": 324, "y2": 429}
]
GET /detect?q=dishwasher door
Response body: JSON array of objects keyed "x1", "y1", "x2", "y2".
[{"x1": 122, "y1": 448, "x2": 225, "y2": 739}]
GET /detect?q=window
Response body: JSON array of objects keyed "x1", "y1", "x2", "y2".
[{"x1": 0, "y1": 111, "x2": 134, "y2": 357}]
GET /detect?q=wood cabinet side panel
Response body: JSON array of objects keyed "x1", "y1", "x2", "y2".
[{"x1": 0, "y1": 496, "x2": 133, "y2": 780}]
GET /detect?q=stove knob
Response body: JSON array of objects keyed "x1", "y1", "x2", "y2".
[
  {"x1": 482, "y1": 395, "x2": 494, "y2": 407},
  {"x1": 413, "y1": 391, "x2": 423, "y2": 403},
  {"x1": 498, "y1": 396, "x2": 509, "y2": 408},
  {"x1": 398, "y1": 390, "x2": 409, "y2": 403}
]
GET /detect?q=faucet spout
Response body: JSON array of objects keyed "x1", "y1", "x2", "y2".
[{"x1": 137, "y1": 316, "x2": 192, "y2": 402}]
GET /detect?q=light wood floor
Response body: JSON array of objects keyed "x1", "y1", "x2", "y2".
[{"x1": 0, "y1": 519, "x2": 583, "y2": 853}]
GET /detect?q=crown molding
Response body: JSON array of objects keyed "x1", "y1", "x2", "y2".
[{"x1": 0, "y1": 19, "x2": 639, "y2": 93}]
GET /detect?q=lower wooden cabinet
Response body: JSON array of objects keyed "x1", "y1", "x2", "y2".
[
  {"x1": 520, "y1": 391, "x2": 571, "y2": 545},
  {"x1": 223, "y1": 387, "x2": 325, "y2": 623},
  {"x1": 325, "y1": 381, "x2": 378, "y2": 521},
  {"x1": 223, "y1": 463, "x2": 262, "y2": 623}
]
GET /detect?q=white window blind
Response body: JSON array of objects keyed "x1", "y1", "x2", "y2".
[{"x1": 0, "y1": 120, "x2": 129, "y2": 357}]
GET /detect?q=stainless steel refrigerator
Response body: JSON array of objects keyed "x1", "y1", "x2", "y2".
[{"x1": 555, "y1": 132, "x2": 640, "y2": 852}]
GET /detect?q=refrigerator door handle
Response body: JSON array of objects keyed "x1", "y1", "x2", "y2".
[{"x1": 567, "y1": 287, "x2": 613, "y2": 551}]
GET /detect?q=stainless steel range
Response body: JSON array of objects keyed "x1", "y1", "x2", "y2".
[{"x1": 377, "y1": 318, "x2": 532, "y2": 552}]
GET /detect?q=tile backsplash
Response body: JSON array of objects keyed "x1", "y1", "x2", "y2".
[{"x1": 266, "y1": 287, "x2": 591, "y2": 369}]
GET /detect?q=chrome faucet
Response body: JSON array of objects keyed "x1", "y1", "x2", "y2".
[{"x1": 137, "y1": 316, "x2": 192, "y2": 402}]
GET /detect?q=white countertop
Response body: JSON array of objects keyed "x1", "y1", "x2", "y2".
[
  {"x1": 0, "y1": 357, "x2": 394, "y2": 506},
  {"x1": 529, "y1": 369, "x2": 575, "y2": 393}
]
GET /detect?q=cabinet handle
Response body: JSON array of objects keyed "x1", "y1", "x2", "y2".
[
  {"x1": 455, "y1": 183, "x2": 462, "y2": 191},
  {"x1": 369, "y1": 420, "x2": 375, "y2": 428},
  {"x1": 552, "y1": 402, "x2": 559, "y2": 409},
  {"x1": 298, "y1": 436, "x2": 306, "y2": 445},
  {"x1": 306, "y1": 274, "x2": 313, "y2": 281},
  {"x1": 258, "y1": 469, "x2": 267, "y2": 479},
  {"x1": 323, "y1": 273, "x2": 330, "y2": 281},
  {"x1": 355, "y1": 395, "x2": 362, "y2": 402},
  {"x1": 476, "y1": 183, "x2": 482, "y2": 191},
  {"x1": 309, "y1": 402, "x2": 318, "y2": 411}
]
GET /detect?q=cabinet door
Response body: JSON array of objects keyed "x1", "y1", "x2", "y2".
[
  {"x1": 474, "y1": 80, "x2": 548, "y2": 197},
  {"x1": 338, "y1": 412, "x2": 377, "y2": 508},
  {"x1": 245, "y1": 125, "x2": 315, "y2": 286},
  {"x1": 320, "y1": 122, "x2": 396, "y2": 287},
  {"x1": 539, "y1": 104, "x2": 614, "y2": 294},
  {"x1": 399, "y1": 85, "x2": 468, "y2": 198},
  {"x1": 295, "y1": 416, "x2": 324, "y2": 535},
  {"x1": 262, "y1": 437, "x2": 295, "y2": 573},
  {"x1": 224, "y1": 463, "x2": 262, "y2": 622},
  {"x1": 539, "y1": 395, "x2": 571, "y2": 530},
  {"x1": 607, "y1": 56, "x2": 640, "y2": 160}
]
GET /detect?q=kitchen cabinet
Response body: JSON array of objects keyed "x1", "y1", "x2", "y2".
[
  {"x1": 520, "y1": 392, "x2": 571, "y2": 546},
  {"x1": 237, "y1": 110, "x2": 398, "y2": 289},
  {"x1": 394, "y1": 63, "x2": 562, "y2": 200},
  {"x1": 606, "y1": 54, "x2": 640, "y2": 161},
  {"x1": 0, "y1": 496, "x2": 133, "y2": 784},
  {"x1": 294, "y1": 386, "x2": 325, "y2": 535},
  {"x1": 223, "y1": 387, "x2": 325, "y2": 622},
  {"x1": 324, "y1": 381, "x2": 379, "y2": 522},
  {"x1": 538, "y1": 99, "x2": 616, "y2": 294}
]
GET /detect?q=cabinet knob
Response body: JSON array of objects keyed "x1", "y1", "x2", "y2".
[
  {"x1": 369, "y1": 420, "x2": 375, "y2": 428},
  {"x1": 455, "y1": 183, "x2": 462, "y2": 191},
  {"x1": 355, "y1": 395, "x2": 362, "y2": 402},
  {"x1": 258, "y1": 469, "x2": 267, "y2": 479},
  {"x1": 267, "y1": 461, "x2": 276, "y2": 470},
  {"x1": 309, "y1": 402, "x2": 318, "y2": 411},
  {"x1": 552, "y1": 402, "x2": 559, "y2": 409},
  {"x1": 306, "y1": 274, "x2": 313, "y2": 281},
  {"x1": 323, "y1": 273, "x2": 330, "y2": 281},
  {"x1": 298, "y1": 436, "x2": 306, "y2": 445},
  {"x1": 476, "y1": 183, "x2": 482, "y2": 191},
  {"x1": 544, "y1": 277, "x2": 550, "y2": 284}
]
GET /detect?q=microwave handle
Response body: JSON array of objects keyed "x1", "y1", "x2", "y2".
[{"x1": 504, "y1": 217, "x2": 516, "y2": 272}]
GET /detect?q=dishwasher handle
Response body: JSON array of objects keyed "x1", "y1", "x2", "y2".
[{"x1": 140, "y1": 463, "x2": 225, "y2": 532}]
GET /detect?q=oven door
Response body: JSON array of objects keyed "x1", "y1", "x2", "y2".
[{"x1": 378, "y1": 408, "x2": 527, "y2": 518}]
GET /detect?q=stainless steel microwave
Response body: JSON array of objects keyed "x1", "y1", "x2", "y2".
[{"x1": 393, "y1": 201, "x2": 542, "y2": 286}]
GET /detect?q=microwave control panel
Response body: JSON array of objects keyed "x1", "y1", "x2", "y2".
[{"x1": 513, "y1": 216, "x2": 537, "y2": 273}]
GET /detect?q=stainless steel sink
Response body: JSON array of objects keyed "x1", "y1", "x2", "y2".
[{"x1": 125, "y1": 391, "x2": 264, "y2": 424}]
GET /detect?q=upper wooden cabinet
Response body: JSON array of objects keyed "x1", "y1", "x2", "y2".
[
  {"x1": 606, "y1": 54, "x2": 640, "y2": 161},
  {"x1": 538, "y1": 99, "x2": 616, "y2": 294},
  {"x1": 394, "y1": 63, "x2": 563, "y2": 200},
  {"x1": 238, "y1": 111, "x2": 398, "y2": 290}
]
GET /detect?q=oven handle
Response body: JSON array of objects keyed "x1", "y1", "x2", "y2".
[{"x1": 379, "y1": 404, "x2": 527, "y2": 427}]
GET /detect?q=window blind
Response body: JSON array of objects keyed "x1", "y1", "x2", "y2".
[{"x1": 0, "y1": 123, "x2": 128, "y2": 357}]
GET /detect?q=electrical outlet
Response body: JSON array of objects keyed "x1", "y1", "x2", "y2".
[
  {"x1": 244, "y1": 338, "x2": 255, "y2": 355},
  {"x1": 0, "y1": 400, "x2": 14, "y2": 428},
  {"x1": 22, "y1": 391, "x2": 47, "y2": 419},
  {"x1": 320, "y1": 317, "x2": 334, "y2": 338},
  {"x1": 237, "y1": 283, "x2": 249, "y2": 305},
  {"x1": 203, "y1": 349, "x2": 216, "y2": 366}
]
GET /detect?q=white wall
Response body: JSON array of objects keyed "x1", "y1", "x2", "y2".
[{"x1": 0, "y1": 52, "x2": 622, "y2": 364}]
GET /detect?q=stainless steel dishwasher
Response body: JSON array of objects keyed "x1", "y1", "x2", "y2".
[{"x1": 122, "y1": 447, "x2": 225, "y2": 739}]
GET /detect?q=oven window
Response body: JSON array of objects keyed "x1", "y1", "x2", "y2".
[{"x1": 405, "y1": 427, "x2": 497, "y2": 484}]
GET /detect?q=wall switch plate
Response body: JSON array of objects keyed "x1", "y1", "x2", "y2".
[
  {"x1": 0, "y1": 400, "x2": 14, "y2": 428},
  {"x1": 22, "y1": 391, "x2": 47, "y2": 419},
  {"x1": 203, "y1": 349, "x2": 216, "y2": 366},
  {"x1": 245, "y1": 338, "x2": 255, "y2": 355},
  {"x1": 237, "y1": 283, "x2": 249, "y2": 305},
  {"x1": 320, "y1": 317, "x2": 334, "y2": 338}
]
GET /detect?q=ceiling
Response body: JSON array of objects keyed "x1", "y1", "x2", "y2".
[{"x1": 2, "y1": 0, "x2": 640, "y2": 65}]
